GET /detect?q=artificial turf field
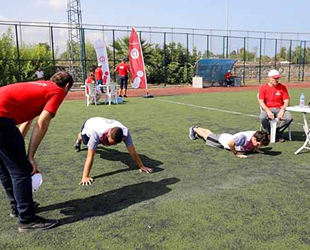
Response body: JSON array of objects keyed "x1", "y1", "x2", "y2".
[{"x1": 1, "y1": 89, "x2": 310, "y2": 250}]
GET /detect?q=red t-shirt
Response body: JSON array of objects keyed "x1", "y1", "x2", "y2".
[
  {"x1": 85, "y1": 77, "x2": 95, "y2": 94},
  {"x1": 95, "y1": 68, "x2": 103, "y2": 80},
  {"x1": 0, "y1": 80, "x2": 66, "y2": 125},
  {"x1": 225, "y1": 72, "x2": 232, "y2": 80},
  {"x1": 259, "y1": 83, "x2": 290, "y2": 108},
  {"x1": 115, "y1": 62, "x2": 130, "y2": 76}
]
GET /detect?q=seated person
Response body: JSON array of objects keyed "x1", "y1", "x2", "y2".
[
  {"x1": 258, "y1": 69, "x2": 293, "y2": 142},
  {"x1": 225, "y1": 70, "x2": 233, "y2": 87},
  {"x1": 189, "y1": 126, "x2": 269, "y2": 158},
  {"x1": 85, "y1": 72, "x2": 101, "y2": 104}
]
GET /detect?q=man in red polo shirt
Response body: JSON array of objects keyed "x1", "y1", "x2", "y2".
[
  {"x1": 0, "y1": 71, "x2": 73, "y2": 232},
  {"x1": 114, "y1": 58, "x2": 130, "y2": 97},
  {"x1": 258, "y1": 69, "x2": 293, "y2": 142}
]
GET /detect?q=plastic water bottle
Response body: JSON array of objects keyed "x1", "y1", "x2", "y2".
[{"x1": 299, "y1": 93, "x2": 305, "y2": 107}]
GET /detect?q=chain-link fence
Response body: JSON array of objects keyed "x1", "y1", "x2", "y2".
[{"x1": 0, "y1": 21, "x2": 310, "y2": 86}]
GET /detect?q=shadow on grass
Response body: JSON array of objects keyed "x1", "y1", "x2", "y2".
[
  {"x1": 92, "y1": 148, "x2": 164, "y2": 179},
  {"x1": 287, "y1": 131, "x2": 308, "y2": 142},
  {"x1": 39, "y1": 178, "x2": 179, "y2": 226},
  {"x1": 259, "y1": 147, "x2": 282, "y2": 156}
]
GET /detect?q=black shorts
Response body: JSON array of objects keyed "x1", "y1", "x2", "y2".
[
  {"x1": 80, "y1": 122, "x2": 90, "y2": 145},
  {"x1": 205, "y1": 134, "x2": 223, "y2": 148},
  {"x1": 120, "y1": 76, "x2": 128, "y2": 89}
]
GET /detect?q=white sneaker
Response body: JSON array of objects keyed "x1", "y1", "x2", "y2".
[{"x1": 189, "y1": 127, "x2": 197, "y2": 140}]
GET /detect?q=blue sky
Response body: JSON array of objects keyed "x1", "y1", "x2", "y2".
[{"x1": 0, "y1": 0, "x2": 309, "y2": 35}]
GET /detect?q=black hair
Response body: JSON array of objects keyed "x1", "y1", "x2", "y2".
[
  {"x1": 110, "y1": 127, "x2": 123, "y2": 143},
  {"x1": 50, "y1": 71, "x2": 74, "y2": 89},
  {"x1": 253, "y1": 131, "x2": 270, "y2": 146}
]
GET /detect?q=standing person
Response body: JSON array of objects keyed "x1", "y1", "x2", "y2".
[
  {"x1": 258, "y1": 69, "x2": 293, "y2": 142},
  {"x1": 73, "y1": 117, "x2": 153, "y2": 185},
  {"x1": 95, "y1": 64, "x2": 104, "y2": 93},
  {"x1": 189, "y1": 126, "x2": 270, "y2": 158},
  {"x1": 35, "y1": 68, "x2": 44, "y2": 80},
  {"x1": 114, "y1": 58, "x2": 130, "y2": 97},
  {"x1": 0, "y1": 71, "x2": 73, "y2": 232}
]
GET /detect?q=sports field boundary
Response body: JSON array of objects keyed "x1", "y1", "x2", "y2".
[{"x1": 66, "y1": 82, "x2": 310, "y2": 101}]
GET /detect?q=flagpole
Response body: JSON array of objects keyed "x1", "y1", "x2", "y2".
[{"x1": 136, "y1": 29, "x2": 153, "y2": 98}]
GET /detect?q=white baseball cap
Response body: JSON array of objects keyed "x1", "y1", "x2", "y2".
[
  {"x1": 268, "y1": 69, "x2": 280, "y2": 79},
  {"x1": 32, "y1": 173, "x2": 43, "y2": 192},
  {"x1": 98, "y1": 64, "x2": 102, "y2": 67}
]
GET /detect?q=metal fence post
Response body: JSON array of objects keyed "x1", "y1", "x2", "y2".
[
  {"x1": 113, "y1": 29, "x2": 116, "y2": 82},
  {"x1": 274, "y1": 39, "x2": 277, "y2": 68},
  {"x1": 163, "y1": 32, "x2": 167, "y2": 86},
  {"x1": 288, "y1": 40, "x2": 292, "y2": 82},
  {"x1": 80, "y1": 28, "x2": 87, "y2": 83},
  {"x1": 186, "y1": 33, "x2": 189, "y2": 83},
  {"x1": 14, "y1": 24, "x2": 21, "y2": 82},
  {"x1": 259, "y1": 38, "x2": 262, "y2": 84},
  {"x1": 243, "y1": 37, "x2": 246, "y2": 84},
  {"x1": 207, "y1": 35, "x2": 209, "y2": 58},
  {"x1": 302, "y1": 41, "x2": 306, "y2": 81},
  {"x1": 50, "y1": 26, "x2": 56, "y2": 72}
]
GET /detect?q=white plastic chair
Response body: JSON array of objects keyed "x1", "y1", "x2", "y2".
[
  {"x1": 105, "y1": 82, "x2": 118, "y2": 105},
  {"x1": 85, "y1": 83, "x2": 98, "y2": 106},
  {"x1": 257, "y1": 93, "x2": 292, "y2": 143}
]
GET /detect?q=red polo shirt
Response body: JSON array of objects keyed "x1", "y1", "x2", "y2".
[
  {"x1": 0, "y1": 80, "x2": 66, "y2": 125},
  {"x1": 95, "y1": 67, "x2": 103, "y2": 80},
  {"x1": 115, "y1": 62, "x2": 130, "y2": 76},
  {"x1": 259, "y1": 83, "x2": 290, "y2": 108}
]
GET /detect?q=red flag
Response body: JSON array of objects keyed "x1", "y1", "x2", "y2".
[{"x1": 129, "y1": 27, "x2": 147, "y2": 89}]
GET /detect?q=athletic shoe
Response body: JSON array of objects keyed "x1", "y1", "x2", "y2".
[
  {"x1": 10, "y1": 207, "x2": 18, "y2": 218},
  {"x1": 119, "y1": 95, "x2": 123, "y2": 97},
  {"x1": 189, "y1": 127, "x2": 197, "y2": 140},
  {"x1": 74, "y1": 140, "x2": 81, "y2": 152},
  {"x1": 123, "y1": 95, "x2": 127, "y2": 98},
  {"x1": 18, "y1": 216, "x2": 59, "y2": 233}
]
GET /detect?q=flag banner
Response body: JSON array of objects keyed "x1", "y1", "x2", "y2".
[
  {"x1": 94, "y1": 40, "x2": 110, "y2": 84},
  {"x1": 129, "y1": 27, "x2": 147, "y2": 89}
]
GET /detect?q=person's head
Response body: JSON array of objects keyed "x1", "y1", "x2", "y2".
[
  {"x1": 268, "y1": 69, "x2": 280, "y2": 86},
  {"x1": 108, "y1": 127, "x2": 123, "y2": 145},
  {"x1": 228, "y1": 70, "x2": 231, "y2": 73},
  {"x1": 88, "y1": 72, "x2": 94, "y2": 77},
  {"x1": 50, "y1": 71, "x2": 74, "y2": 94},
  {"x1": 98, "y1": 64, "x2": 102, "y2": 68},
  {"x1": 252, "y1": 131, "x2": 270, "y2": 147},
  {"x1": 122, "y1": 58, "x2": 127, "y2": 63}
]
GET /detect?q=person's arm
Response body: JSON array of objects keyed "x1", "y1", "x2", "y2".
[
  {"x1": 80, "y1": 148, "x2": 96, "y2": 185},
  {"x1": 227, "y1": 140, "x2": 247, "y2": 158},
  {"x1": 258, "y1": 99, "x2": 274, "y2": 120},
  {"x1": 126, "y1": 145, "x2": 153, "y2": 173},
  {"x1": 19, "y1": 119, "x2": 34, "y2": 138},
  {"x1": 27, "y1": 110, "x2": 54, "y2": 174},
  {"x1": 277, "y1": 99, "x2": 290, "y2": 120}
]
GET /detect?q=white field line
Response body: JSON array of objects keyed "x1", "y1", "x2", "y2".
[{"x1": 156, "y1": 99, "x2": 303, "y2": 126}]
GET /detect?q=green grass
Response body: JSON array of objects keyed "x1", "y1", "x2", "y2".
[{"x1": 1, "y1": 89, "x2": 310, "y2": 250}]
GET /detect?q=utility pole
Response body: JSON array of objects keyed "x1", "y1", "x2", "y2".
[{"x1": 67, "y1": 0, "x2": 85, "y2": 81}]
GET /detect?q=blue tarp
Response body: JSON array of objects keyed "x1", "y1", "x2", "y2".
[{"x1": 193, "y1": 59, "x2": 237, "y2": 84}]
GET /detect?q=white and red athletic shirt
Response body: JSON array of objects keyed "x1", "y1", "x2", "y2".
[
  {"x1": 81, "y1": 117, "x2": 133, "y2": 150},
  {"x1": 0, "y1": 80, "x2": 66, "y2": 125},
  {"x1": 219, "y1": 131, "x2": 255, "y2": 152}
]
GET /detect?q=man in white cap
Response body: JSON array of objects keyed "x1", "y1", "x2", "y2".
[{"x1": 258, "y1": 69, "x2": 293, "y2": 142}]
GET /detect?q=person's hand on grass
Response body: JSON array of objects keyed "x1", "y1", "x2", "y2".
[
  {"x1": 79, "y1": 177, "x2": 94, "y2": 186},
  {"x1": 139, "y1": 166, "x2": 153, "y2": 173},
  {"x1": 236, "y1": 153, "x2": 247, "y2": 158}
]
